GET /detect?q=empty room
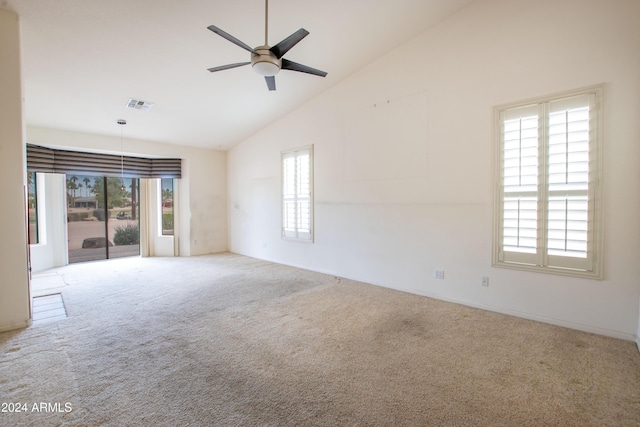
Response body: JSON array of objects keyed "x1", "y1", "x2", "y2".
[{"x1": 1, "y1": 0, "x2": 639, "y2": 425}]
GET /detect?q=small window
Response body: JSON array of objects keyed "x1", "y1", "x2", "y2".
[
  {"x1": 161, "y1": 178, "x2": 174, "y2": 236},
  {"x1": 27, "y1": 171, "x2": 39, "y2": 244},
  {"x1": 494, "y1": 86, "x2": 603, "y2": 279},
  {"x1": 282, "y1": 146, "x2": 313, "y2": 241}
]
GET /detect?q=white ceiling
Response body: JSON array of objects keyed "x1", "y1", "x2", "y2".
[{"x1": 6, "y1": 0, "x2": 474, "y2": 150}]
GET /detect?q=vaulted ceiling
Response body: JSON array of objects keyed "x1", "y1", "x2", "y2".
[{"x1": 6, "y1": 0, "x2": 474, "y2": 150}]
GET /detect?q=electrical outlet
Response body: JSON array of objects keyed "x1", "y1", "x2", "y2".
[
  {"x1": 434, "y1": 270, "x2": 445, "y2": 279},
  {"x1": 482, "y1": 276, "x2": 489, "y2": 287}
]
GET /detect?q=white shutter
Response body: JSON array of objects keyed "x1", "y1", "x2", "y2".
[
  {"x1": 545, "y1": 94, "x2": 595, "y2": 271},
  {"x1": 495, "y1": 86, "x2": 602, "y2": 278},
  {"x1": 499, "y1": 105, "x2": 540, "y2": 265},
  {"x1": 283, "y1": 153, "x2": 297, "y2": 237},
  {"x1": 282, "y1": 146, "x2": 313, "y2": 241}
]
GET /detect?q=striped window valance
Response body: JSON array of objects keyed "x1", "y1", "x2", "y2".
[{"x1": 26, "y1": 144, "x2": 181, "y2": 179}]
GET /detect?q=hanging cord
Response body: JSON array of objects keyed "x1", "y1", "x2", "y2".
[{"x1": 118, "y1": 119, "x2": 126, "y2": 191}]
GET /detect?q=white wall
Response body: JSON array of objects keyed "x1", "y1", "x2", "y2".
[
  {"x1": 146, "y1": 178, "x2": 178, "y2": 257},
  {"x1": 26, "y1": 126, "x2": 228, "y2": 263},
  {"x1": 0, "y1": 8, "x2": 31, "y2": 332},
  {"x1": 30, "y1": 173, "x2": 68, "y2": 271},
  {"x1": 228, "y1": 0, "x2": 640, "y2": 340}
]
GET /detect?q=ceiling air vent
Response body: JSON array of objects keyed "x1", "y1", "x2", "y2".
[{"x1": 126, "y1": 98, "x2": 154, "y2": 111}]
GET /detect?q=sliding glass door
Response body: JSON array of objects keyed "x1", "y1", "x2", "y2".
[
  {"x1": 108, "y1": 177, "x2": 139, "y2": 259},
  {"x1": 66, "y1": 175, "x2": 139, "y2": 263}
]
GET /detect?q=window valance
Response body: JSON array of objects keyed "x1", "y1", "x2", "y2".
[{"x1": 26, "y1": 144, "x2": 181, "y2": 179}]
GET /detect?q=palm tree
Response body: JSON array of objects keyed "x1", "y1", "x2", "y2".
[
  {"x1": 162, "y1": 187, "x2": 173, "y2": 207},
  {"x1": 92, "y1": 177, "x2": 104, "y2": 209},
  {"x1": 82, "y1": 176, "x2": 92, "y2": 197},
  {"x1": 67, "y1": 175, "x2": 79, "y2": 207}
]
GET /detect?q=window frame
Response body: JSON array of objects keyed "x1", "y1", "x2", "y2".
[
  {"x1": 281, "y1": 145, "x2": 314, "y2": 242},
  {"x1": 160, "y1": 178, "x2": 174, "y2": 236},
  {"x1": 27, "y1": 171, "x2": 40, "y2": 245},
  {"x1": 493, "y1": 85, "x2": 604, "y2": 279}
]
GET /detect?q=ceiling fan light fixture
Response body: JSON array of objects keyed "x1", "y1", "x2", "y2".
[
  {"x1": 206, "y1": 0, "x2": 326, "y2": 90},
  {"x1": 251, "y1": 47, "x2": 281, "y2": 76},
  {"x1": 252, "y1": 61, "x2": 280, "y2": 76}
]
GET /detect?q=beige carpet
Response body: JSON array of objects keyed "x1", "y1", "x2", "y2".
[{"x1": 1, "y1": 253, "x2": 639, "y2": 426}]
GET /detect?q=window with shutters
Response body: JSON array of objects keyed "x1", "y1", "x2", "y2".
[
  {"x1": 282, "y1": 146, "x2": 313, "y2": 241},
  {"x1": 493, "y1": 86, "x2": 603, "y2": 279}
]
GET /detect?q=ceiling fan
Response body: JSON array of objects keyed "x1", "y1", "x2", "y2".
[{"x1": 206, "y1": 0, "x2": 327, "y2": 91}]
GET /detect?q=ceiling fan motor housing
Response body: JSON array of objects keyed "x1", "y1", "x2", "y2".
[{"x1": 251, "y1": 46, "x2": 281, "y2": 76}]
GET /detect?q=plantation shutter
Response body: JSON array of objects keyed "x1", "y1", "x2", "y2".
[
  {"x1": 496, "y1": 88, "x2": 601, "y2": 277},
  {"x1": 499, "y1": 104, "x2": 540, "y2": 265},
  {"x1": 282, "y1": 146, "x2": 312, "y2": 241},
  {"x1": 545, "y1": 94, "x2": 595, "y2": 271}
]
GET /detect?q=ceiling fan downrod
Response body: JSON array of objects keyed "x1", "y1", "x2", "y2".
[{"x1": 264, "y1": 0, "x2": 269, "y2": 45}]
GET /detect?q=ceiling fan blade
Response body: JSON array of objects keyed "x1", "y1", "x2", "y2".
[
  {"x1": 270, "y1": 28, "x2": 309, "y2": 59},
  {"x1": 265, "y1": 76, "x2": 276, "y2": 91},
  {"x1": 207, "y1": 62, "x2": 251, "y2": 73},
  {"x1": 281, "y1": 59, "x2": 327, "y2": 77},
  {"x1": 207, "y1": 25, "x2": 255, "y2": 53}
]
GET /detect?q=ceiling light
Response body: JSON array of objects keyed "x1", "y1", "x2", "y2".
[
  {"x1": 252, "y1": 61, "x2": 280, "y2": 76},
  {"x1": 251, "y1": 46, "x2": 281, "y2": 77}
]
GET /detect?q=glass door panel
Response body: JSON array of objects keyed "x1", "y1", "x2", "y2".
[
  {"x1": 108, "y1": 177, "x2": 140, "y2": 259},
  {"x1": 67, "y1": 175, "x2": 107, "y2": 263},
  {"x1": 66, "y1": 175, "x2": 140, "y2": 263}
]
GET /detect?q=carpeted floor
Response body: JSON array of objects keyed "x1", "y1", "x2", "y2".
[{"x1": 1, "y1": 253, "x2": 639, "y2": 426}]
